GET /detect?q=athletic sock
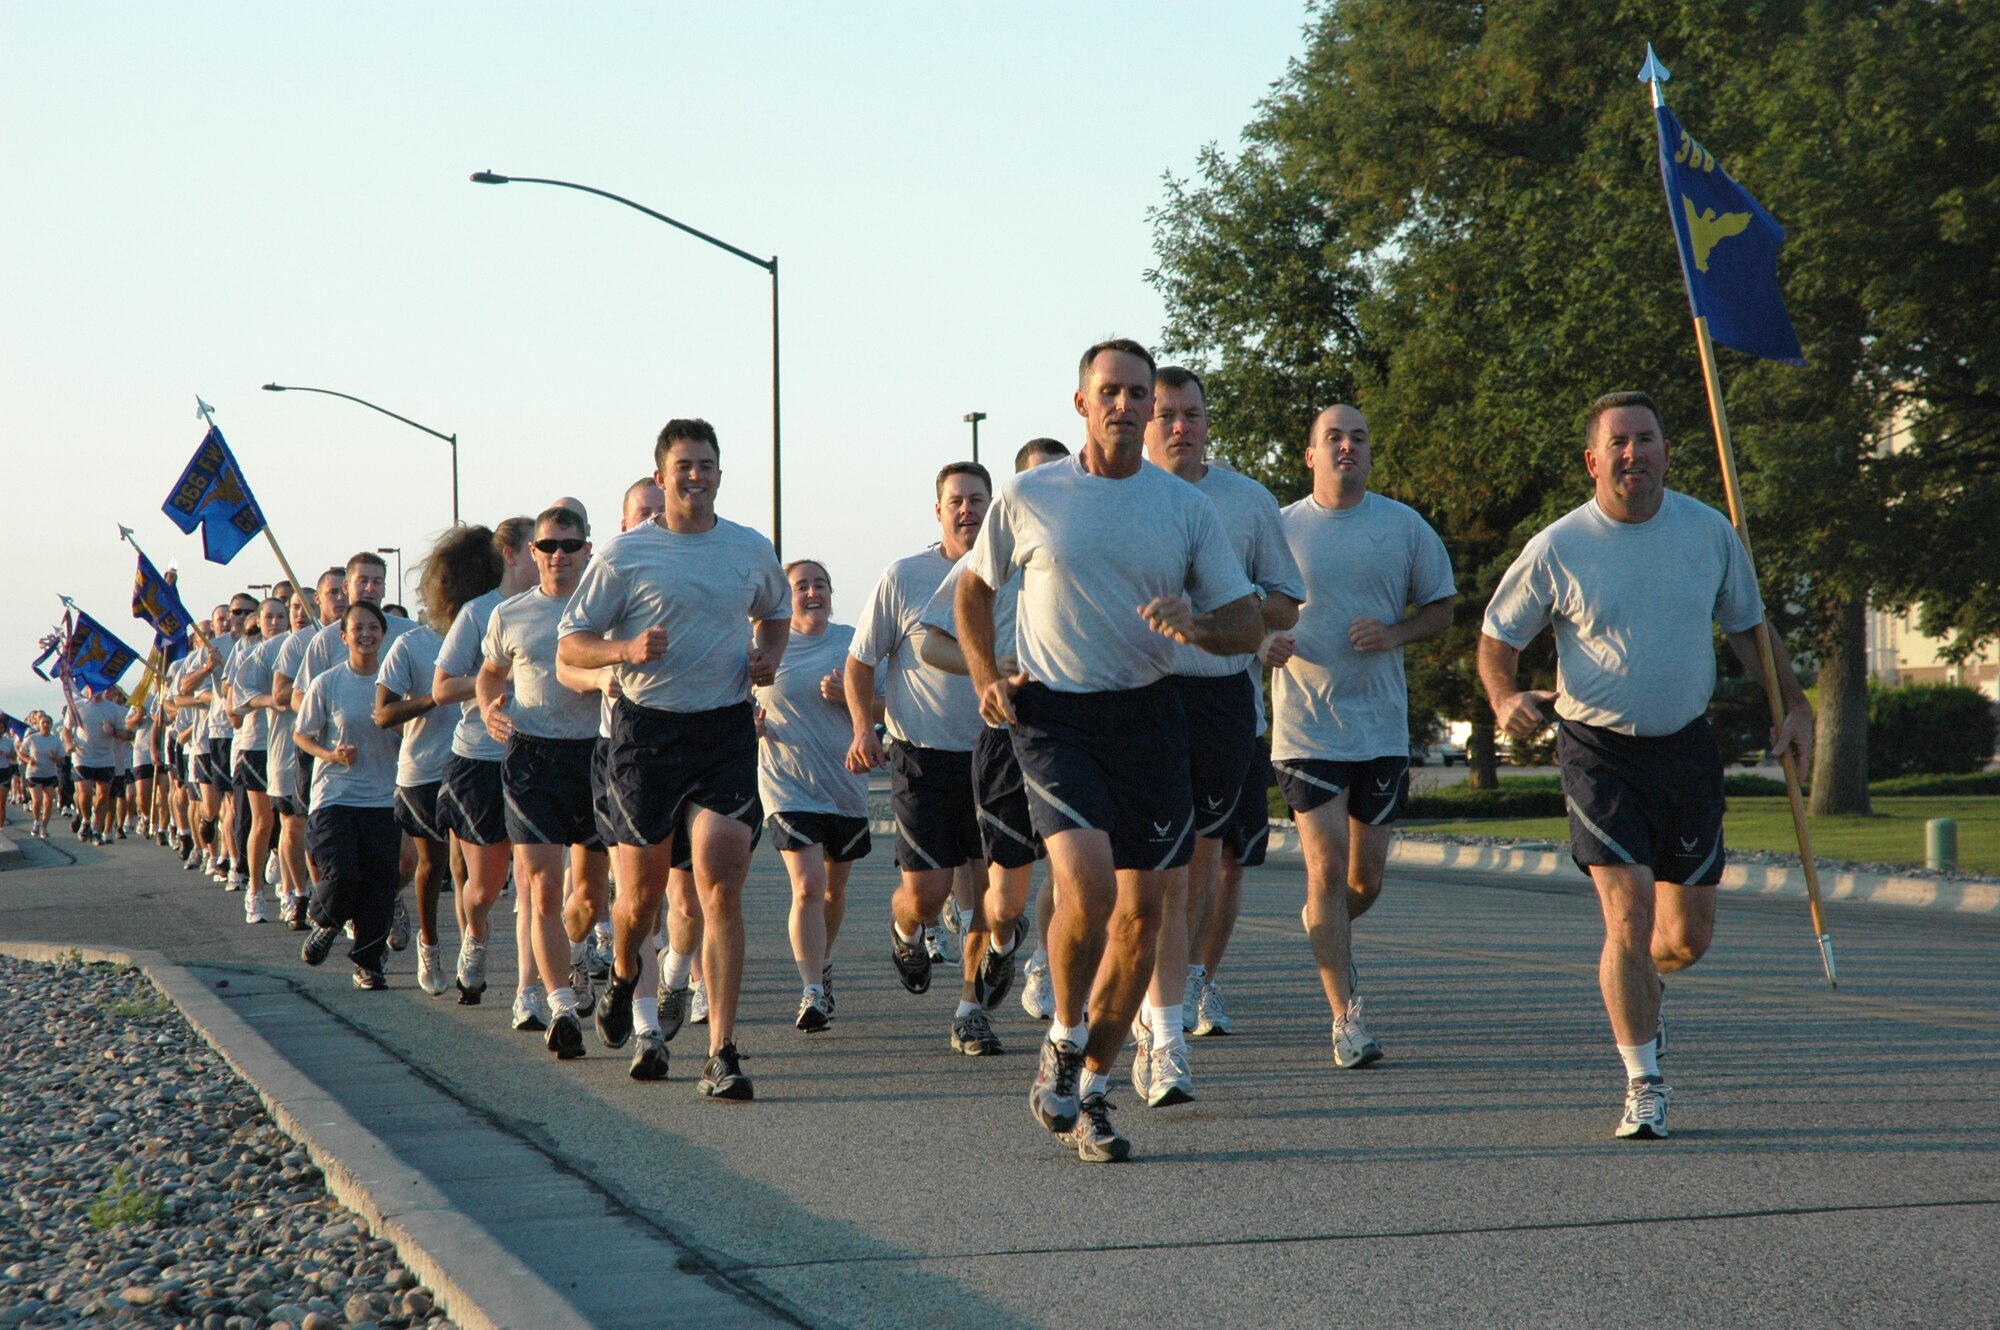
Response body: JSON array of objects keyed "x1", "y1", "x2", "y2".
[
  {"x1": 990, "y1": 922, "x2": 1022, "y2": 957},
  {"x1": 570, "y1": 938, "x2": 587, "y2": 966},
  {"x1": 1049, "y1": 1017, "x2": 1086, "y2": 1048},
  {"x1": 806, "y1": 983, "x2": 826, "y2": 1000},
  {"x1": 893, "y1": 920, "x2": 918, "y2": 944},
  {"x1": 549, "y1": 986, "x2": 578, "y2": 1018},
  {"x1": 636, "y1": 937, "x2": 661, "y2": 1003},
  {"x1": 955, "y1": 999, "x2": 980, "y2": 1019},
  {"x1": 662, "y1": 948, "x2": 693, "y2": 991},
  {"x1": 1148, "y1": 1002, "x2": 1184, "y2": 1052},
  {"x1": 1080, "y1": 1068, "x2": 1111, "y2": 1100},
  {"x1": 1618, "y1": 1039, "x2": 1661, "y2": 1081},
  {"x1": 634, "y1": 996, "x2": 661, "y2": 1037}
]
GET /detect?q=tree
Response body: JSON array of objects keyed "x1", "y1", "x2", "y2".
[{"x1": 1150, "y1": 0, "x2": 2000, "y2": 811}]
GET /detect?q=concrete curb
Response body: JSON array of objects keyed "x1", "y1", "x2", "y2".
[
  {"x1": 0, "y1": 941, "x2": 592, "y2": 1330},
  {"x1": 0, "y1": 828, "x2": 22, "y2": 867}
]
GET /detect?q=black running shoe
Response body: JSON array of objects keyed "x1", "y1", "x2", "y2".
[
  {"x1": 656, "y1": 982, "x2": 689, "y2": 1043},
  {"x1": 952, "y1": 1007, "x2": 1002, "y2": 1056},
  {"x1": 629, "y1": 1031, "x2": 669, "y2": 1081},
  {"x1": 890, "y1": 923, "x2": 931, "y2": 995},
  {"x1": 1059, "y1": 1093, "x2": 1131, "y2": 1163},
  {"x1": 301, "y1": 924, "x2": 340, "y2": 967},
  {"x1": 596, "y1": 973, "x2": 635, "y2": 1049},
  {"x1": 974, "y1": 915, "x2": 1030, "y2": 1010},
  {"x1": 351, "y1": 964, "x2": 386, "y2": 991},
  {"x1": 1030, "y1": 1037, "x2": 1083, "y2": 1133},
  {"x1": 699, "y1": 1043, "x2": 753, "y2": 1101},
  {"x1": 546, "y1": 1011, "x2": 586, "y2": 1060}
]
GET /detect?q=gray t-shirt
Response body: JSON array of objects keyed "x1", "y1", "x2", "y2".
[
  {"x1": 204, "y1": 640, "x2": 238, "y2": 739},
  {"x1": 1483, "y1": 490, "x2": 1764, "y2": 737},
  {"x1": 437, "y1": 590, "x2": 507, "y2": 763},
  {"x1": 920, "y1": 557, "x2": 1023, "y2": 666},
  {"x1": 170, "y1": 656, "x2": 204, "y2": 754},
  {"x1": 1272, "y1": 493, "x2": 1456, "y2": 763},
  {"x1": 484, "y1": 586, "x2": 599, "y2": 742},
  {"x1": 268, "y1": 628, "x2": 314, "y2": 800},
  {"x1": 963, "y1": 455, "x2": 1254, "y2": 693},
  {"x1": 850, "y1": 546, "x2": 981, "y2": 753},
  {"x1": 23, "y1": 732, "x2": 65, "y2": 777},
  {"x1": 757, "y1": 623, "x2": 871, "y2": 819},
  {"x1": 295, "y1": 662, "x2": 398, "y2": 810},
  {"x1": 298, "y1": 612, "x2": 416, "y2": 694},
  {"x1": 230, "y1": 635, "x2": 277, "y2": 750},
  {"x1": 71, "y1": 697, "x2": 125, "y2": 768},
  {"x1": 1171, "y1": 463, "x2": 1306, "y2": 679},
  {"x1": 378, "y1": 626, "x2": 451, "y2": 787},
  {"x1": 558, "y1": 517, "x2": 789, "y2": 714}
]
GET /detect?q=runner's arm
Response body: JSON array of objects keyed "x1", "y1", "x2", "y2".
[
  {"x1": 1477, "y1": 633, "x2": 1557, "y2": 738},
  {"x1": 1725, "y1": 624, "x2": 1814, "y2": 770}
]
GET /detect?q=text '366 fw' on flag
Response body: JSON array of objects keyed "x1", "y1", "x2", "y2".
[
  {"x1": 161, "y1": 424, "x2": 268, "y2": 563},
  {"x1": 1653, "y1": 103, "x2": 1805, "y2": 365}
]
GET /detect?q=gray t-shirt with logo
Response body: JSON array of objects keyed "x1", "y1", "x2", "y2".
[
  {"x1": 295, "y1": 662, "x2": 399, "y2": 810},
  {"x1": 378, "y1": 625, "x2": 452, "y2": 787},
  {"x1": 437, "y1": 591, "x2": 507, "y2": 763},
  {"x1": 850, "y1": 546, "x2": 981, "y2": 753},
  {"x1": 485, "y1": 586, "x2": 599, "y2": 742},
  {"x1": 298, "y1": 613, "x2": 416, "y2": 695},
  {"x1": 1483, "y1": 490, "x2": 1764, "y2": 737},
  {"x1": 1273, "y1": 492, "x2": 1456, "y2": 763},
  {"x1": 230, "y1": 635, "x2": 277, "y2": 750},
  {"x1": 1170, "y1": 463, "x2": 1306, "y2": 679},
  {"x1": 757, "y1": 623, "x2": 871, "y2": 819}
]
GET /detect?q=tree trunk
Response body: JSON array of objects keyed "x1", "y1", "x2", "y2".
[
  {"x1": 1466, "y1": 716, "x2": 1500, "y2": 790},
  {"x1": 1809, "y1": 597, "x2": 1871, "y2": 816}
]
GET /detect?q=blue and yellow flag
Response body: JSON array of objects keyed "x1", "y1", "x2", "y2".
[
  {"x1": 1653, "y1": 105, "x2": 1804, "y2": 365},
  {"x1": 62, "y1": 608, "x2": 141, "y2": 693},
  {"x1": 161, "y1": 425, "x2": 268, "y2": 563},
  {"x1": 155, "y1": 626, "x2": 191, "y2": 667},
  {"x1": 132, "y1": 551, "x2": 193, "y2": 643}
]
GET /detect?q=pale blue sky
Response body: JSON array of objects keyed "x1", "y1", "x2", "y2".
[{"x1": 1, "y1": 3, "x2": 1312, "y2": 717}]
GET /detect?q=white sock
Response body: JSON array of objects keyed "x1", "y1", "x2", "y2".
[
  {"x1": 894, "y1": 920, "x2": 917, "y2": 944},
  {"x1": 549, "y1": 986, "x2": 578, "y2": 1018},
  {"x1": 1080, "y1": 1068, "x2": 1111, "y2": 1100},
  {"x1": 570, "y1": 938, "x2": 587, "y2": 966},
  {"x1": 806, "y1": 983, "x2": 826, "y2": 1000},
  {"x1": 955, "y1": 999, "x2": 980, "y2": 1019},
  {"x1": 1148, "y1": 1003, "x2": 1184, "y2": 1052},
  {"x1": 990, "y1": 923, "x2": 1022, "y2": 957},
  {"x1": 634, "y1": 996, "x2": 661, "y2": 1037},
  {"x1": 662, "y1": 948, "x2": 693, "y2": 991},
  {"x1": 1618, "y1": 1040, "x2": 1661, "y2": 1081},
  {"x1": 1049, "y1": 1018, "x2": 1086, "y2": 1048},
  {"x1": 637, "y1": 937, "x2": 660, "y2": 996}
]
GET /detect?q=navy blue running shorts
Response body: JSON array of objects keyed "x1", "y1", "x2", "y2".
[
  {"x1": 1009, "y1": 680, "x2": 1194, "y2": 872},
  {"x1": 604, "y1": 698, "x2": 760, "y2": 851},
  {"x1": 437, "y1": 752, "x2": 508, "y2": 847},
  {"x1": 502, "y1": 734, "x2": 604, "y2": 850},
  {"x1": 1558, "y1": 717, "x2": 1725, "y2": 886},
  {"x1": 765, "y1": 810, "x2": 872, "y2": 863},
  {"x1": 393, "y1": 781, "x2": 447, "y2": 843},
  {"x1": 1171, "y1": 671, "x2": 1259, "y2": 838},
  {"x1": 233, "y1": 747, "x2": 269, "y2": 795},
  {"x1": 888, "y1": 740, "x2": 981, "y2": 873},
  {"x1": 1273, "y1": 754, "x2": 1410, "y2": 826},
  {"x1": 1222, "y1": 747, "x2": 1274, "y2": 867},
  {"x1": 973, "y1": 723, "x2": 1041, "y2": 869}
]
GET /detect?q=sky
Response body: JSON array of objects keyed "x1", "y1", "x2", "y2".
[{"x1": 0, "y1": 3, "x2": 1315, "y2": 719}]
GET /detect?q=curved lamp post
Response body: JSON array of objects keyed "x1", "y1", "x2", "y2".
[{"x1": 262, "y1": 383, "x2": 460, "y2": 525}]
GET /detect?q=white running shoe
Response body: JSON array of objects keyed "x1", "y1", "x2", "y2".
[
  {"x1": 1331, "y1": 1000, "x2": 1383, "y2": 1069},
  {"x1": 417, "y1": 944, "x2": 447, "y2": 997},
  {"x1": 1193, "y1": 980, "x2": 1233, "y2": 1037},
  {"x1": 387, "y1": 895, "x2": 412, "y2": 952},
  {"x1": 1616, "y1": 1076, "x2": 1671, "y2": 1139},
  {"x1": 940, "y1": 896, "x2": 966, "y2": 936},
  {"x1": 1181, "y1": 968, "x2": 1204, "y2": 1026},
  {"x1": 1147, "y1": 1039, "x2": 1195, "y2": 1107},
  {"x1": 264, "y1": 852, "x2": 282, "y2": 888},
  {"x1": 1020, "y1": 955, "x2": 1054, "y2": 1021},
  {"x1": 689, "y1": 978, "x2": 710, "y2": 1025},
  {"x1": 243, "y1": 890, "x2": 269, "y2": 925},
  {"x1": 511, "y1": 985, "x2": 550, "y2": 1033},
  {"x1": 456, "y1": 938, "x2": 488, "y2": 1002},
  {"x1": 924, "y1": 926, "x2": 950, "y2": 965}
]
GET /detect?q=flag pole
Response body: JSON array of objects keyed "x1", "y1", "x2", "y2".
[
  {"x1": 118, "y1": 524, "x2": 181, "y2": 701},
  {"x1": 1643, "y1": 46, "x2": 1836, "y2": 988},
  {"x1": 196, "y1": 396, "x2": 302, "y2": 592}
]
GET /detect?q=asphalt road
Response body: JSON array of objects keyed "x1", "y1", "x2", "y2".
[{"x1": 3, "y1": 828, "x2": 1994, "y2": 1329}]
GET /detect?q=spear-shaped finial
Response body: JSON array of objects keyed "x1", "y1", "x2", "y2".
[
  {"x1": 195, "y1": 396, "x2": 218, "y2": 430},
  {"x1": 1637, "y1": 43, "x2": 1672, "y2": 108},
  {"x1": 118, "y1": 523, "x2": 135, "y2": 542}
]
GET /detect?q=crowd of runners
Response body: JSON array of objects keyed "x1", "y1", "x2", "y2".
[{"x1": 2, "y1": 337, "x2": 1813, "y2": 1161}]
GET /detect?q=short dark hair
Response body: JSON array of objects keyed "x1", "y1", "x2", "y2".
[
  {"x1": 1077, "y1": 338, "x2": 1155, "y2": 388},
  {"x1": 1584, "y1": 391, "x2": 1663, "y2": 447},
  {"x1": 536, "y1": 505, "x2": 587, "y2": 537},
  {"x1": 272, "y1": 580, "x2": 295, "y2": 601},
  {"x1": 342, "y1": 600, "x2": 388, "y2": 632},
  {"x1": 346, "y1": 551, "x2": 387, "y2": 578},
  {"x1": 783, "y1": 558, "x2": 831, "y2": 587},
  {"x1": 935, "y1": 461, "x2": 992, "y2": 499},
  {"x1": 655, "y1": 418, "x2": 720, "y2": 469},
  {"x1": 316, "y1": 567, "x2": 344, "y2": 593},
  {"x1": 1154, "y1": 365, "x2": 1205, "y2": 399},
  {"x1": 1014, "y1": 438, "x2": 1069, "y2": 472}
]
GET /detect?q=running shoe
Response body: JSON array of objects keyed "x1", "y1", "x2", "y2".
[
  {"x1": 1655, "y1": 980, "x2": 1669, "y2": 1061},
  {"x1": 183, "y1": 845, "x2": 200, "y2": 870},
  {"x1": 795, "y1": 991, "x2": 832, "y2": 1033},
  {"x1": 511, "y1": 986, "x2": 550, "y2": 1033},
  {"x1": 1057, "y1": 1092, "x2": 1131, "y2": 1163},
  {"x1": 1020, "y1": 955, "x2": 1054, "y2": 1021},
  {"x1": 285, "y1": 896, "x2": 310, "y2": 932},
  {"x1": 925, "y1": 926, "x2": 950, "y2": 966},
  {"x1": 352, "y1": 964, "x2": 387, "y2": 991},
  {"x1": 952, "y1": 1007, "x2": 1001, "y2": 1056},
  {"x1": 1029, "y1": 1037, "x2": 1083, "y2": 1134},
  {"x1": 1331, "y1": 1001, "x2": 1383, "y2": 1069},
  {"x1": 657, "y1": 982, "x2": 689, "y2": 1042},
  {"x1": 940, "y1": 895, "x2": 966, "y2": 937},
  {"x1": 300, "y1": 924, "x2": 339, "y2": 967},
  {"x1": 586, "y1": 930, "x2": 613, "y2": 980},
  {"x1": 629, "y1": 1031, "x2": 669, "y2": 1081},
  {"x1": 1193, "y1": 980, "x2": 1233, "y2": 1037},
  {"x1": 974, "y1": 916, "x2": 1029, "y2": 1011},
  {"x1": 387, "y1": 896, "x2": 411, "y2": 952},
  {"x1": 689, "y1": 979, "x2": 709, "y2": 1025},
  {"x1": 821, "y1": 961, "x2": 836, "y2": 1015},
  {"x1": 263, "y1": 853, "x2": 282, "y2": 888},
  {"x1": 891, "y1": 923, "x2": 932, "y2": 995},
  {"x1": 455, "y1": 939, "x2": 488, "y2": 1005},
  {"x1": 416, "y1": 944, "x2": 447, "y2": 997},
  {"x1": 243, "y1": 890, "x2": 268, "y2": 925},
  {"x1": 698, "y1": 1043, "x2": 753, "y2": 1101},
  {"x1": 568, "y1": 958, "x2": 597, "y2": 1019},
  {"x1": 546, "y1": 1011, "x2": 585, "y2": 1061},
  {"x1": 1615, "y1": 1075, "x2": 1671, "y2": 1139},
  {"x1": 1181, "y1": 968, "x2": 1204, "y2": 1025},
  {"x1": 596, "y1": 974, "x2": 636, "y2": 1049},
  {"x1": 155, "y1": 829, "x2": 167, "y2": 848},
  {"x1": 1147, "y1": 1040, "x2": 1195, "y2": 1107}
]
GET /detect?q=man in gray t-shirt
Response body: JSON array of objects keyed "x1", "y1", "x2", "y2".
[
  {"x1": 1272, "y1": 403, "x2": 1455, "y2": 1074},
  {"x1": 958, "y1": 339, "x2": 1262, "y2": 1163},
  {"x1": 1480, "y1": 390, "x2": 1812, "y2": 1142}
]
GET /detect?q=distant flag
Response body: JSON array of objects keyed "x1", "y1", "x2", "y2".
[
  {"x1": 161, "y1": 424, "x2": 268, "y2": 563},
  {"x1": 155, "y1": 626, "x2": 191, "y2": 666},
  {"x1": 31, "y1": 630, "x2": 62, "y2": 681},
  {"x1": 3, "y1": 715, "x2": 24, "y2": 741},
  {"x1": 1652, "y1": 102, "x2": 1805, "y2": 365},
  {"x1": 58, "y1": 606, "x2": 141, "y2": 693},
  {"x1": 131, "y1": 549, "x2": 193, "y2": 644}
]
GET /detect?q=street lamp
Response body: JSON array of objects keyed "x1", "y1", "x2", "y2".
[
  {"x1": 963, "y1": 412, "x2": 987, "y2": 467},
  {"x1": 469, "y1": 169, "x2": 783, "y2": 555},
  {"x1": 261, "y1": 383, "x2": 460, "y2": 525},
  {"x1": 376, "y1": 547, "x2": 404, "y2": 604}
]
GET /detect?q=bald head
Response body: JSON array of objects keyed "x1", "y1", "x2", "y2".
[
  {"x1": 547, "y1": 497, "x2": 590, "y2": 536},
  {"x1": 621, "y1": 477, "x2": 665, "y2": 532},
  {"x1": 1306, "y1": 403, "x2": 1373, "y2": 506}
]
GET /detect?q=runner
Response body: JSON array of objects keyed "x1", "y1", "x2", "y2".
[
  {"x1": 108, "y1": 687, "x2": 135, "y2": 838},
  {"x1": 1480, "y1": 390, "x2": 1811, "y2": 1139},
  {"x1": 477, "y1": 505, "x2": 611, "y2": 1061},
  {"x1": 272, "y1": 584, "x2": 337, "y2": 924},
  {"x1": 68, "y1": 684, "x2": 129, "y2": 845},
  {"x1": 128, "y1": 691, "x2": 159, "y2": 842},
  {"x1": 432, "y1": 520, "x2": 538, "y2": 1012},
  {"x1": 759, "y1": 558, "x2": 876, "y2": 1033},
  {"x1": 22, "y1": 713, "x2": 65, "y2": 838},
  {"x1": 846, "y1": 462, "x2": 1005, "y2": 1056},
  {"x1": 1131, "y1": 367, "x2": 1304, "y2": 1104},
  {"x1": 1271, "y1": 403, "x2": 1455, "y2": 1071},
  {"x1": 229, "y1": 597, "x2": 290, "y2": 924},
  {"x1": 918, "y1": 438, "x2": 1071, "y2": 1026},
  {"x1": 294, "y1": 601, "x2": 403, "y2": 990},
  {"x1": 559, "y1": 417, "x2": 790, "y2": 1101},
  {"x1": 958, "y1": 338, "x2": 1261, "y2": 1161}
]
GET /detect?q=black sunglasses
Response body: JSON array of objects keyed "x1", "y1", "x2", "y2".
[{"x1": 533, "y1": 538, "x2": 586, "y2": 554}]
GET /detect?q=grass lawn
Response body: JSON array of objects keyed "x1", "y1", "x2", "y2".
[{"x1": 1406, "y1": 796, "x2": 2000, "y2": 876}]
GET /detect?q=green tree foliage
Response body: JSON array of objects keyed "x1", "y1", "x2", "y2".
[
  {"x1": 1868, "y1": 682, "x2": 1999, "y2": 778},
  {"x1": 1149, "y1": 0, "x2": 2000, "y2": 806}
]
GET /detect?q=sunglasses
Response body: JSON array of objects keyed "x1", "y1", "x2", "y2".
[{"x1": 533, "y1": 538, "x2": 586, "y2": 554}]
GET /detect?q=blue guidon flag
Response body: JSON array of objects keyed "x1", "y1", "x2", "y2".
[
  {"x1": 132, "y1": 550, "x2": 193, "y2": 644},
  {"x1": 161, "y1": 424, "x2": 268, "y2": 563},
  {"x1": 62, "y1": 608, "x2": 141, "y2": 693},
  {"x1": 1653, "y1": 104, "x2": 1805, "y2": 365}
]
